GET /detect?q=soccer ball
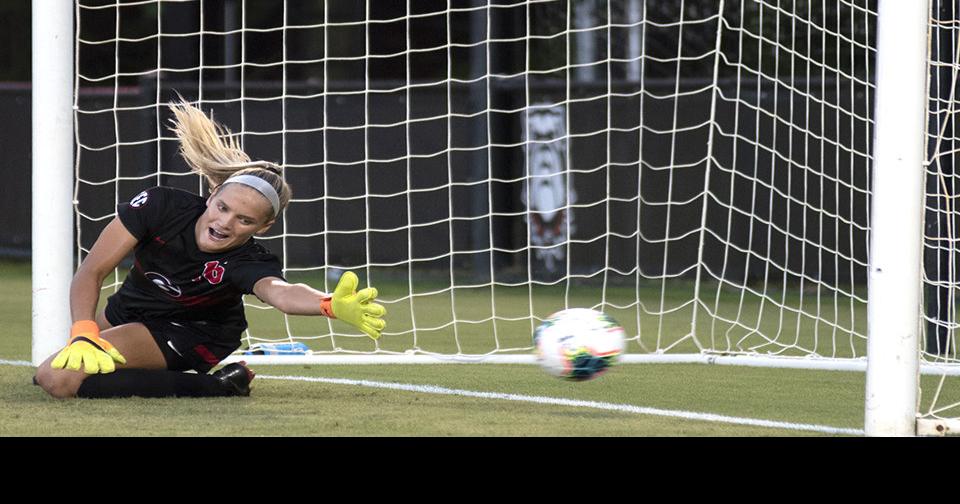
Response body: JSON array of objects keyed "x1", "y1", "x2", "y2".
[{"x1": 533, "y1": 308, "x2": 626, "y2": 381}]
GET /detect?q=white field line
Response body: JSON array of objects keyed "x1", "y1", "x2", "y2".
[
  {"x1": 258, "y1": 374, "x2": 865, "y2": 436},
  {"x1": 0, "y1": 358, "x2": 861, "y2": 435},
  {"x1": 0, "y1": 359, "x2": 31, "y2": 367}
]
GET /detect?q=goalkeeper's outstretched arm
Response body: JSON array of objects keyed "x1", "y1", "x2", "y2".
[{"x1": 253, "y1": 271, "x2": 386, "y2": 340}]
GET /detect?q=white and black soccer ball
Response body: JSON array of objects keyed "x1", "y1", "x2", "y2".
[{"x1": 533, "y1": 308, "x2": 626, "y2": 381}]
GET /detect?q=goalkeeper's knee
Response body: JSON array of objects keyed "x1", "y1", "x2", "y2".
[{"x1": 34, "y1": 363, "x2": 86, "y2": 399}]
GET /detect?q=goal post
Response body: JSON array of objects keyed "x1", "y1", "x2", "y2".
[
  {"x1": 31, "y1": 1, "x2": 74, "y2": 366},
  {"x1": 863, "y1": 0, "x2": 930, "y2": 437}
]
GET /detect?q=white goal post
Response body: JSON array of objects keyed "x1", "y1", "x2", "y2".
[
  {"x1": 863, "y1": 0, "x2": 928, "y2": 437},
  {"x1": 30, "y1": 0, "x2": 960, "y2": 436},
  {"x1": 31, "y1": 1, "x2": 74, "y2": 367}
]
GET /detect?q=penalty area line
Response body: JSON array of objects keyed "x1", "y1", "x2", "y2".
[{"x1": 259, "y1": 374, "x2": 864, "y2": 436}]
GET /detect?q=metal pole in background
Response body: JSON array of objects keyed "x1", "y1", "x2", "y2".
[{"x1": 469, "y1": 4, "x2": 488, "y2": 280}]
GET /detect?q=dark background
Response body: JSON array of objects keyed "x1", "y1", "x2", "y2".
[{"x1": 3, "y1": 0, "x2": 876, "y2": 290}]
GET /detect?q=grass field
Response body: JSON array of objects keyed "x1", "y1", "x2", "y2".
[{"x1": 2, "y1": 260, "x2": 957, "y2": 436}]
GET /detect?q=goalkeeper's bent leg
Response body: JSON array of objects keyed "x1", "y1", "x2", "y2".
[
  {"x1": 75, "y1": 368, "x2": 242, "y2": 398},
  {"x1": 34, "y1": 322, "x2": 167, "y2": 399}
]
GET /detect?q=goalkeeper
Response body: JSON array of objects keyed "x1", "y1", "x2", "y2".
[{"x1": 34, "y1": 99, "x2": 386, "y2": 399}]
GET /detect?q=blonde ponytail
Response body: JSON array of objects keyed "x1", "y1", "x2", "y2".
[{"x1": 168, "y1": 98, "x2": 292, "y2": 216}]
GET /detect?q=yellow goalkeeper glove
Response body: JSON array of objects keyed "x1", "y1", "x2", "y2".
[
  {"x1": 51, "y1": 320, "x2": 127, "y2": 374},
  {"x1": 320, "y1": 271, "x2": 387, "y2": 340}
]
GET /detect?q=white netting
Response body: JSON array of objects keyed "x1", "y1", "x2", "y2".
[
  {"x1": 75, "y1": 0, "x2": 960, "y2": 433},
  {"x1": 921, "y1": 0, "x2": 960, "y2": 426},
  {"x1": 74, "y1": 0, "x2": 879, "y2": 361}
]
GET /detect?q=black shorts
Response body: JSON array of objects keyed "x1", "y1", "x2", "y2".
[{"x1": 104, "y1": 297, "x2": 241, "y2": 374}]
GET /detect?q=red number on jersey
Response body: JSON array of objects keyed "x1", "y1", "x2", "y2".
[{"x1": 202, "y1": 261, "x2": 226, "y2": 285}]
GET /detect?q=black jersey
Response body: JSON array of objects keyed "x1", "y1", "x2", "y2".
[{"x1": 109, "y1": 186, "x2": 284, "y2": 334}]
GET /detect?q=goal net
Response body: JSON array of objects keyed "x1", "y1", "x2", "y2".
[
  {"x1": 67, "y1": 0, "x2": 959, "y2": 431},
  {"x1": 920, "y1": 0, "x2": 960, "y2": 434}
]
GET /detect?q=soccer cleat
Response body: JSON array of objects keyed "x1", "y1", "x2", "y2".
[{"x1": 211, "y1": 361, "x2": 256, "y2": 396}]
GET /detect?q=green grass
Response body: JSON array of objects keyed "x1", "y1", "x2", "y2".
[
  {"x1": 2, "y1": 260, "x2": 957, "y2": 436},
  {"x1": 0, "y1": 360, "x2": 858, "y2": 436}
]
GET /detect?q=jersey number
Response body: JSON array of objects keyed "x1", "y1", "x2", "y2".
[{"x1": 202, "y1": 261, "x2": 225, "y2": 285}]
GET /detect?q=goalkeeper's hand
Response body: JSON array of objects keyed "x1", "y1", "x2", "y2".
[
  {"x1": 320, "y1": 271, "x2": 387, "y2": 340},
  {"x1": 50, "y1": 320, "x2": 127, "y2": 374}
]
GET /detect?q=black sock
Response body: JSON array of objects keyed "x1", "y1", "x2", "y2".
[{"x1": 76, "y1": 368, "x2": 233, "y2": 398}]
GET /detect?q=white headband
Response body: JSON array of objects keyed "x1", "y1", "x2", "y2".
[{"x1": 223, "y1": 174, "x2": 280, "y2": 217}]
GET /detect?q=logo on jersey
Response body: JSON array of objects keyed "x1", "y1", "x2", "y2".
[
  {"x1": 145, "y1": 272, "x2": 182, "y2": 297},
  {"x1": 202, "y1": 261, "x2": 226, "y2": 285},
  {"x1": 130, "y1": 191, "x2": 149, "y2": 208}
]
